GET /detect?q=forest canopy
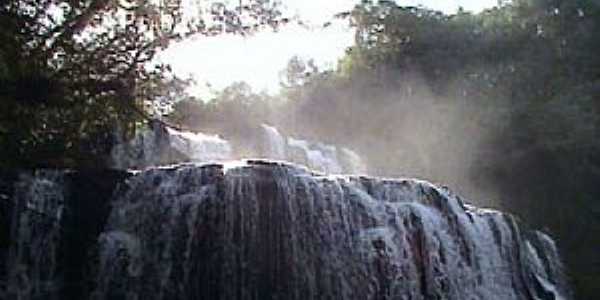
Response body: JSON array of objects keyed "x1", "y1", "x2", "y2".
[
  {"x1": 168, "y1": 1, "x2": 600, "y2": 298},
  {"x1": 1, "y1": 0, "x2": 599, "y2": 298},
  {"x1": 0, "y1": 0, "x2": 285, "y2": 168}
]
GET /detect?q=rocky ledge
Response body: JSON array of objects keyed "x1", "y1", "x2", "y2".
[{"x1": 1, "y1": 161, "x2": 570, "y2": 299}]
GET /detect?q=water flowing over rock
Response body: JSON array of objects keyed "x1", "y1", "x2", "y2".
[
  {"x1": 110, "y1": 121, "x2": 232, "y2": 170},
  {"x1": 259, "y1": 124, "x2": 366, "y2": 174},
  {"x1": 260, "y1": 124, "x2": 287, "y2": 160},
  {"x1": 0, "y1": 161, "x2": 570, "y2": 300},
  {"x1": 165, "y1": 127, "x2": 232, "y2": 163},
  {"x1": 3, "y1": 171, "x2": 65, "y2": 300},
  {"x1": 110, "y1": 122, "x2": 366, "y2": 174}
]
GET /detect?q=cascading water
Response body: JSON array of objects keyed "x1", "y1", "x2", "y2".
[
  {"x1": 110, "y1": 122, "x2": 366, "y2": 174},
  {"x1": 1, "y1": 161, "x2": 570, "y2": 300},
  {"x1": 260, "y1": 124, "x2": 366, "y2": 174},
  {"x1": 339, "y1": 148, "x2": 367, "y2": 174},
  {"x1": 165, "y1": 127, "x2": 232, "y2": 162},
  {"x1": 4, "y1": 171, "x2": 65, "y2": 300},
  {"x1": 260, "y1": 124, "x2": 287, "y2": 160},
  {"x1": 111, "y1": 121, "x2": 233, "y2": 170},
  {"x1": 287, "y1": 137, "x2": 342, "y2": 173}
]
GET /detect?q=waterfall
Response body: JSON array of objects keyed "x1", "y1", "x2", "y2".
[
  {"x1": 1, "y1": 162, "x2": 570, "y2": 299},
  {"x1": 260, "y1": 124, "x2": 366, "y2": 174},
  {"x1": 110, "y1": 122, "x2": 366, "y2": 174},
  {"x1": 111, "y1": 122, "x2": 233, "y2": 169},
  {"x1": 4, "y1": 171, "x2": 65, "y2": 300},
  {"x1": 287, "y1": 137, "x2": 342, "y2": 173},
  {"x1": 339, "y1": 148, "x2": 367, "y2": 174},
  {"x1": 260, "y1": 124, "x2": 287, "y2": 159},
  {"x1": 165, "y1": 127, "x2": 232, "y2": 162}
]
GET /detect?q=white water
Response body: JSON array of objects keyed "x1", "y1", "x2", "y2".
[
  {"x1": 261, "y1": 124, "x2": 365, "y2": 174},
  {"x1": 111, "y1": 124, "x2": 233, "y2": 169},
  {"x1": 166, "y1": 127, "x2": 232, "y2": 162},
  {"x1": 112, "y1": 123, "x2": 366, "y2": 174},
  {"x1": 90, "y1": 162, "x2": 569, "y2": 299},
  {"x1": 1, "y1": 163, "x2": 570, "y2": 299},
  {"x1": 287, "y1": 137, "x2": 342, "y2": 173},
  {"x1": 261, "y1": 124, "x2": 287, "y2": 159},
  {"x1": 340, "y1": 147, "x2": 367, "y2": 174}
]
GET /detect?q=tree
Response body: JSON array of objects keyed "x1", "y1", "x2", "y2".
[
  {"x1": 279, "y1": 55, "x2": 319, "y2": 88},
  {"x1": 274, "y1": 2, "x2": 600, "y2": 298},
  {"x1": 0, "y1": 0, "x2": 286, "y2": 168}
]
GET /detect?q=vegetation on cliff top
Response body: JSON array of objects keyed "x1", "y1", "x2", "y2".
[{"x1": 1, "y1": 0, "x2": 598, "y2": 298}]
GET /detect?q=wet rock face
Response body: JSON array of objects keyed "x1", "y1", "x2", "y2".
[
  {"x1": 1, "y1": 162, "x2": 570, "y2": 300},
  {"x1": 0, "y1": 169, "x2": 129, "y2": 300}
]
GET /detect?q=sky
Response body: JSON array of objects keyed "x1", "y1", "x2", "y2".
[{"x1": 158, "y1": 0, "x2": 499, "y2": 97}]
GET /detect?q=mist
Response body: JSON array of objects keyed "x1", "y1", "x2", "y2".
[
  {"x1": 2, "y1": 0, "x2": 598, "y2": 298},
  {"x1": 169, "y1": 68, "x2": 511, "y2": 209},
  {"x1": 165, "y1": 5, "x2": 600, "y2": 293}
]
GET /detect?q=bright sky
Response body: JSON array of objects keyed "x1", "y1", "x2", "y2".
[{"x1": 158, "y1": 0, "x2": 498, "y2": 97}]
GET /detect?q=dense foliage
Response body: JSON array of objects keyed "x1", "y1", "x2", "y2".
[
  {"x1": 169, "y1": 1, "x2": 600, "y2": 298},
  {"x1": 0, "y1": 0, "x2": 285, "y2": 168},
  {"x1": 2, "y1": 0, "x2": 598, "y2": 298}
]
